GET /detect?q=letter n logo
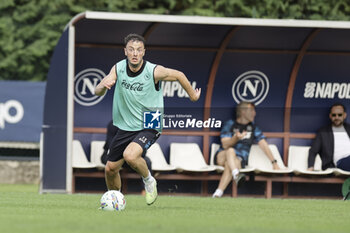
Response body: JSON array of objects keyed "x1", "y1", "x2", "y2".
[
  {"x1": 232, "y1": 70, "x2": 269, "y2": 105},
  {"x1": 74, "y1": 68, "x2": 106, "y2": 106}
]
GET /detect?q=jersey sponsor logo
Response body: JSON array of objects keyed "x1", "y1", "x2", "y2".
[
  {"x1": 121, "y1": 80, "x2": 144, "y2": 91},
  {"x1": 238, "y1": 132, "x2": 252, "y2": 140},
  {"x1": 304, "y1": 82, "x2": 350, "y2": 99},
  {"x1": 232, "y1": 71, "x2": 269, "y2": 105},
  {"x1": 143, "y1": 109, "x2": 162, "y2": 129},
  {"x1": 233, "y1": 128, "x2": 252, "y2": 140},
  {"x1": 0, "y1": 100, "x2": 24, "y2": 129},
  {"x1": 162, "y1": 81, "x2": 197, "y2": 98},
  {"x1": 74, "y1": 68, "x2": 106, "y2": 106}
]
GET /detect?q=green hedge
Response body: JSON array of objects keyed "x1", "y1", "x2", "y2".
[{"x1": 0, "y1": 0, "x2": 349, "y2": 81}]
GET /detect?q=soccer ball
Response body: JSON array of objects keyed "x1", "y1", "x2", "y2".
[{"x1": 100, "y1": 190, "x2": 126, "y2": 211}]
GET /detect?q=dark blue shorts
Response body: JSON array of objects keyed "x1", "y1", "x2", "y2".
[{"x1": 107, "y1": 127, "x2": 160, "y2": 162}]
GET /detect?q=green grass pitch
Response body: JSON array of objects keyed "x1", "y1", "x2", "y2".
[{"x1": 0, "y1": 184, "x2": 349, "y2": 233}]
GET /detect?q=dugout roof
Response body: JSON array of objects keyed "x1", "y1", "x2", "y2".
[{"x1": 70, "y1": 11, "x2": 350, "y2": 50}]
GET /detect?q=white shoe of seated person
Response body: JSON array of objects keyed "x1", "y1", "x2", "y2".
[{"x1": 212, "y1": 189, "x2": 223, "y2": 198}]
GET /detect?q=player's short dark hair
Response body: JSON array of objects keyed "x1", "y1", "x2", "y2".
[
  {"x1": 330, "y1": 102, "x2": 346, "y2": 113},
  {"x1": 124, "y1": 33, "x2": 146, "y2": 47}
]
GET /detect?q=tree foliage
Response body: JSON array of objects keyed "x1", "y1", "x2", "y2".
[
  {"x1": 0, "y1": 0, "x2": 349, "y2": 81},
  {"x1": 213, "y1": 0, "x2": 350, "y2": 20}
]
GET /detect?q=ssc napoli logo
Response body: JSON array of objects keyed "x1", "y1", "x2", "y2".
[
  {"x1": 74, "y1": 68, "x2": 106, "y2": 106},
  {"x1": 232, "y1": 70, "x2": 269, "y2": 105}
]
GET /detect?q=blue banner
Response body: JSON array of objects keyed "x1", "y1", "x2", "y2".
[{"x1": 0, "y1": 81, "x2": 45, "y2": 142}]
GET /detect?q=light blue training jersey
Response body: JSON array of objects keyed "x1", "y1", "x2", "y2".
[{"x1": 112, "y1": 59, "x2": 163, "y2": 132}]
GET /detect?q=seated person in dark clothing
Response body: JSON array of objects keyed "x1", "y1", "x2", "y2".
[
  {"x1": 308, "y1": 103, "x2": 350, "y2": 171},
  {"x1": 212, "y1": 101, "x2": 280, "y2": 198}
]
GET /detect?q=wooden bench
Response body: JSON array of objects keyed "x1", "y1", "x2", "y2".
[
  {"x1": 250, "y1": 174, "x2": 347, "y2": 199},
  {"x1": 72, "y1": 127, "x2": 349, "y2": 198},
  {"x1": 73, "y1": 169, "x2": 227, "y2": 196},
  {"x1": 73, "y1": 167, "x2": 349, "y2": 199}
]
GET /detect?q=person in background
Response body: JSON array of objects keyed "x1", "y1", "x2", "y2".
[
  {"x1": 308, "y1": 103, "x2": 350, "y2": 171},
  {"x1": 212, "y1": 101, "x2": 280, "y2": 198}
]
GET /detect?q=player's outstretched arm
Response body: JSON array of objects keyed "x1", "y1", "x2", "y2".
[
  {"x1": 95, "y1": 66, "x2": 117, "y2": 96},
  {"x1": 154, "y1": 65, "x2": 201, "y2": 102}
]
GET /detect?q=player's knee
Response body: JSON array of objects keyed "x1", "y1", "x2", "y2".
[
  {"x1": 105, "y1": 164, "x2": 114, "y2": 176},
  {"x1": 105, "y1": 162, "x2": 119, "y2": 176},
  {"x1": 123, "y1": 150, "x2": 137, "y2": 165},
  {"x1": 226, "y1": 147, "x2": 235, "y2": 155}
]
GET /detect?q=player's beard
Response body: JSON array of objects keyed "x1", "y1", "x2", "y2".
[{"x1": 129, "y1": 58, "x2": 143, "y2": 69}]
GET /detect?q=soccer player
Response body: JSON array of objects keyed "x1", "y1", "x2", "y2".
[{"x1": 95, "y1": 33, "x2": 201, "y2": 205}]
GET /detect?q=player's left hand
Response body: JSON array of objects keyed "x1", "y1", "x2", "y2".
[
  {"x1": 190, "y1": 88, "x2": 201, "y2": 102},
  {"x1": 102, "y1": 76, "x2": 116, "y2": 90}
]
